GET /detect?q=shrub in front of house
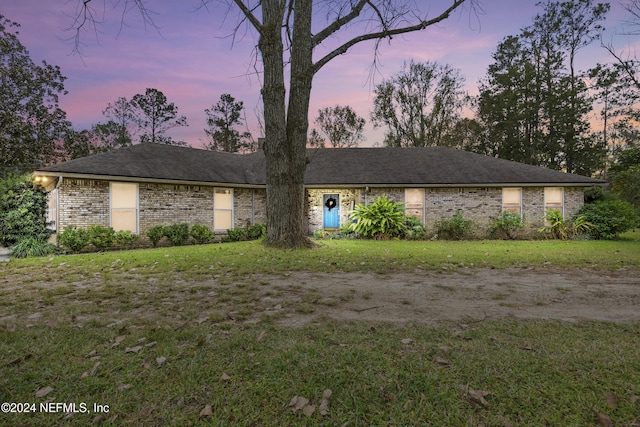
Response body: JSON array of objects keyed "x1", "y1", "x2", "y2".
[
  {"x1": 246, "y1": 223, "x2": 267, "y2": 240},
  {"x1": 147, "y1": 225, "x2": 165, "y2": 247},
  {"x1": 163, "y1": 223, "x2": 190, "y2": 246},
  {"x1": 11, "y1": 237, "x2": 58, "y2": 258},
  {"x1": 489, "y1": 212, "x2": 525, "y2": 240},
  {"x1": 190, "y1": 224, "x2": 214, "y2": 244},
  {"x1": 402, "y1": 215, "x2": 428, "y2": 240},
  {"x1": 578, "y1": 199, "x2": 639, "y2": 240},
  {"x1": 58, "y1": 226, "x2": 90, "y2": 253},
  {"x1": 435, "y1": 211, "x2": 474, "y2": 240},
  {"x1": 115, "y1": 230, "x2": 138, "y2": 249},
  {"x1": 223, "y1": 224, "x2": 266, "y2": 242},
  {"x1": 349, "y1": 196, "x2": 406, "y2": 239},
  {"x1": 88, "y1": 225, "x2": 116, "y2": 251},
  {"x1": 538, "y1": 209, "x2": 593, "y2": 240}
]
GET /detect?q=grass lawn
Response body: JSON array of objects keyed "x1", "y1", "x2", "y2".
[{"x1": 1, "y1": 239, "x2": 639, "y2": 426}]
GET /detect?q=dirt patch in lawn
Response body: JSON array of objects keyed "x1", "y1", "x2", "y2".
[
  {"x1": 2, "y1": 268, "x2": 639, "y2": 329},
  {"x1": 274, "y1": 268, "x2": 640, "y2": 326}
]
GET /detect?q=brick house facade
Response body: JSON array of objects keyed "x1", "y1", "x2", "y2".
[{"x1": 35, "y1": 144, "x2": 604, "y2": 240}]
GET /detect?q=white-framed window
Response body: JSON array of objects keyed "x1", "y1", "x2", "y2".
[
  {"x1": 110, "y1": 182, "x2": 138, "y2": 233},
  {"x1": 502, "y1": 188, "x2": 522, "y2": 215},
  {"x1": 214, "y1": 188, "x2": 233, "y2": 231},
  {"x1": 405, "y1": 188, "x2": 424, "y2": 222},
  {"x1": 544, "y1": 187, "x2": 564, "y2": 215},
  {"x1": 544, "y1": 187, "x2": 564, "y2": 225},
  {"x1": 46, "y1": 189, "x2": 58, "y2": 231}
]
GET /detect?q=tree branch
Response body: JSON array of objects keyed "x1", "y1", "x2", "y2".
[
  {"x1": 312, "y1": 0, "x2": 467, "y2": 74},
  {"x1": 312, "y1": 0, "x2": 369, "y2": 47},
  {"x1": 232, "y1": 0, "x2": 263, "y2": 33}
]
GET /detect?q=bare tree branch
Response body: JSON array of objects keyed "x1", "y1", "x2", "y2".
[
  {"x1": 313, "y1": 0, "x2": 468, "y2": 74},
  {"x1": 312, "y1": 0, "x2": 368, "y2": 46},
  {"x1": 232, "y1": 0, "x2": 263, "y2": 32},
  {"x1": 64, "y1": 0, "x2": 160, "y2": 56}
]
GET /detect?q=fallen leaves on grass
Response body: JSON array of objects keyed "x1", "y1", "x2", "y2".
[
  {"x1": 35, "y1": 386, "x2": 53, "y2": 398},
  {"x1": 199, "y1": 404, "x2": 213, "y2": 417},
  {"x1": 125, "y1": 345, "x2": 143, "y2": 354},
  {"x1": 594, "y1": 411, "x2": 614, "y2": 427},
  {"x1": 606, "y1": 391, "x2": 617, "y2": 409},
  {"x1": 81, "y1": 361, "x2": 101, "y2": 378},
  {"x1": 289, "y1": 396, "x2": 312, "y2": 415},
  {"x1": 319, "y1": 389, "x2": 332, "y2": 416},
  {"x1": 3, "y1": 354, "x2": 32, "y2": 367},
  {"x1": 467, "y1": 389, "x2": 491, "y2": 409}
]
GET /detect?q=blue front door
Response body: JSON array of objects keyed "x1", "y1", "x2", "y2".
[{"x1": 323, "y1": 194, "x2": 340, "y2": 229}]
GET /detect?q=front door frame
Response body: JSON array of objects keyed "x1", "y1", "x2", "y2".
[{"x1": 323, "y1": 193, "x2": 340, "y2": 230}]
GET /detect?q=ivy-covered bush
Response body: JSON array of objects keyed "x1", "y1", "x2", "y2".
[
  {"x1": 58, "y1": 226, "x2": 90, "y2": 253},
  {"x1": 0, "y1": 174, "x2": 51, "y2": 246},
  {"x1": 489, "y1": 212, "x2": 524, "y2": 240},
  {"x1": 349, "y1": 196, "x2": 406, "y2": 239},
  {"x1": 115, "y1": 230, "x2": 138, "y2": 249},
  {"x1": 88, "y1": 225, "x2": 115, "y2": 250},
  {"x1": 163, "y1": 223, "x2": 190, "y2": 246},
  {"x1": 578, "y1": 200, "x2": 638, "y2": 240},
  {"x1": 190, "y1": 224, "x2": 214, "y2": 244},
  {"x1": 146, "y1": 225, "x2": 165, "y2": 247},
  {"x1": 436, "y1": 211, "x2": 473, "y2": 240}
]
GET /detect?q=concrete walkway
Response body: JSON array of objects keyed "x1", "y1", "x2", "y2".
[{"x1": 0, "y1": 247, "x2": 11, "y2": 262}]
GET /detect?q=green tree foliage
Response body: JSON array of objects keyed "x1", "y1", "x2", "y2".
[
  {"x1": 609, "y1": 147, "x2": 640, "y2": 210},
  {"x1": 314, "y1": 105, "x2": 365, "y2": 148},
  {"x1": 131, "y1": 88, "x2": 188, "y2": 145},
  {"x1": 102, "y1": 96, "x2": 135, "y2": 147},
  {"x1": 477, "y1": 0, "x2": 609, "y2": 175},
  {"x1": 0, "y1": 174, "x2": 51, "y2": 246},
  {"x1": 372, "y1": 60, "x2": 467, "y2": 147},
  {"x1": 0, "y1": 15, "x2": 71, "y2": 176},
  {"x1": 204, "y1": 93, "x2": 253, "y2": 152}
]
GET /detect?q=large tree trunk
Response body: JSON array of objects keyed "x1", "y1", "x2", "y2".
[{"x1": 260, "y1": 0, "x2": 314, "y2": 248}]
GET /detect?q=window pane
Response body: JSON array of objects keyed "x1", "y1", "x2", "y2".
[
  {"x1": 112, "y1": 183, "x2": 137, "y2": 208},
  {"x1": 215, "y1": 210, "x2": 233, "y2": 230},
  {"x1": 503, "y1": 188, "x2": 521, "y2": 205},
  {"x1": 215, "y1": 188, "x2": 233, "y2": 209},
  {"x1": 112, "y1": 209, "x2": 137, "y2": 232},
  {"x1": 405, "y1": 189, "x2": 424, "y2": 208},
  {"x1": 545, "y1": 187, "x2": 563, "y2": 208}
]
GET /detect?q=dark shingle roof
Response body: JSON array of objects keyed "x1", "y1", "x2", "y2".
[{"x1": 36, "y1": 143, "x2": 604, "y2": 187}]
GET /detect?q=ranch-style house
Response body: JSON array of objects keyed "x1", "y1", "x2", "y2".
[{"x1": 32, "y1": 143, "x2": 605, "y2": 240}]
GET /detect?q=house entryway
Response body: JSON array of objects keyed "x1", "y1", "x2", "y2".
[{"x1": 323, "y1": 194, "x2": 340, "y2": 229}]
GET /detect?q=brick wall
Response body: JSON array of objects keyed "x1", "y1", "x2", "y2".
[
  {"x1": 57, "y1": 179, "x2": 586, "y2": 237},
  {"x1": 58, "y1": 179, "x2": 110, "y2": 230},
  {"x1": 138, "y1": 183, "x2": 215, "y2": 233},
  {"x1": 306, "y1": 189, "x2": 361, "y2": 232},
  {"x1": 56, "y1": 179, "x2": 265, "y2": 236},
  {"x1": 234, "y1": 188, "x2": 267, "y2": 228},
  {"x1": 304, "y1": 186, "x2": 587, "y2": 234}
]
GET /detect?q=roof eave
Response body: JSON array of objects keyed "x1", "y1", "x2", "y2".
[{"x1": 31, "y1": 171, "x2": 264, "y2": 189}]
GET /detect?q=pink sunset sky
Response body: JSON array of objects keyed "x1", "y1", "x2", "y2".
[{"x1": 2, "y1": 0, "x2": 636, "y2": 147}]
